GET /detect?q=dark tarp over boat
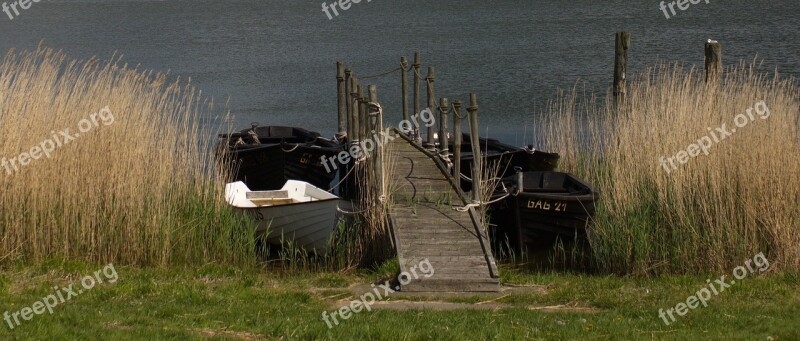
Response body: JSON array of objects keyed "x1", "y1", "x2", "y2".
[
  {"x1": 450, "y1": 134, "x2": 560, "y2": 191},
  {"x1": 489, "y1": 171, "x2": 600, "y2": 254},
  {"x1": 217, "y1": 125, "x2": 342, "y2": 191}
]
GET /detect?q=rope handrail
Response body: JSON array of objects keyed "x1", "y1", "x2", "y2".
[{"x1": 359, "y1": 65, "x2": 402, "y2": 79}]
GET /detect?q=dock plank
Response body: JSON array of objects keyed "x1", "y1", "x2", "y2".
[{"x1": 387, "y1": 131, "x2": 499, "y2": 292}]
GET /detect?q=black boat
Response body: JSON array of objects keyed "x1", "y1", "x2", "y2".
[
  {"x1": 217, "y1": 124, "x2": 342, "y2": 191},
  {"x1": 489, "y1": 171, "x2": 600, "y2": 254},
  {"x1": 449, "y1": 134, "x2": 560, "y2": 191}
]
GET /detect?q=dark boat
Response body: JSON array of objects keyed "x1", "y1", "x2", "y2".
[
  {"x1": 217, "y1": 124, "x2": 342, "y2": 191},
  {"x1": 449, "y1": 134, "x2": 560, "y2": 191},
  {"x1": 489, "y1": 171, "x2": 600, "y2": 254}
]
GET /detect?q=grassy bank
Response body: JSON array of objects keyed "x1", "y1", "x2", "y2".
[
  {"x1": 0, "y1": 47, "x2": 255, "y2": 267},
  {"x1": 537, "y1": 63, "x2": 800, "y2": 275},
  {"x1": 0, "y1": 261, "x2": 797, "y2": 340}
]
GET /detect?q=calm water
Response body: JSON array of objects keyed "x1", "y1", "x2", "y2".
[{"x1": 1, "y1": 0, "x2": 798, "y2": 144}]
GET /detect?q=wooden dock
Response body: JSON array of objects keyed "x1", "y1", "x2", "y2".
[{"x1": 386, "y1": 131, "x2": 500, "y2": 292}]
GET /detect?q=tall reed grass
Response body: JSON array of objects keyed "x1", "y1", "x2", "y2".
[
  {"x1": 0, "y1": 46, "x2": 255, "y2": 266},
  {"x1": 537, "y1": 62, "x2": 800, "y2": 274}
]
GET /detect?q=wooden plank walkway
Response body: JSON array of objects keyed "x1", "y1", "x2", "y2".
[{"x1": 386, "y1": 131, "x2": 500, "y2": 292}]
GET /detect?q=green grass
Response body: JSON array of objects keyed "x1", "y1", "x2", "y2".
[{"x1": 1, "y1": 262, "x2": 797, "y2": 340}]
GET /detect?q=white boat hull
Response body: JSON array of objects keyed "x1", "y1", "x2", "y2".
[
  {"x1": 248, "y1": 198, "x2": 341, "y2": 252},
  {"x1": 225, "y1": 180, "x2": 344, "y2": 253}
]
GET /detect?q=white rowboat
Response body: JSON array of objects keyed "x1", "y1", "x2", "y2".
[{"x1": 225, "y1": 180, "x2": 342, "y2": 253}]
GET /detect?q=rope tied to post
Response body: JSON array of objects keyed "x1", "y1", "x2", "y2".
[
  {"x1": 451, "y1": 103, "x2": 467, "y2": 119},
  {"x1": 327, "y1": 162, "x2": 358, "y2": 191},
  {"x1": 368, "y1": 102, "x2": 383, "y2": 117},
  {"x1": 453, "y1": 192, "x2": 511, "y2": 212}
]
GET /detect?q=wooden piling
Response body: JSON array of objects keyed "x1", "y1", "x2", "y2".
[
  {"x1": 426, "y1": 66, "x2": 436, "y2": 149},
  {"x1": 413, "y1": 52, "x2": 421, "y2": 141},
  {"x1": 350, "y1": 75, "x2": 359, "y2": 143},
  {"x1": 336, "y1": 61, "x2": 347, "y2": 137},
  {"x1": 368, "y1": 84, "x2": 382, "y2": 192},
  {"x1": 438, "y1": 97, "x2": 449, "y2": 160},
  {"x1": 467, "y1": 93, "x2": 481, "y2": 202},
  {"x1": 360, "y1": 94, "x2": 369, "y2": 153},
  {"x1": 705, "y1": 40, "x2": 722, "y2": 82},
  {"x1": 452, "y1": 100, "x2": 462, "y2": 180},
  {"x1": 357, "y1": 84, "x2": 365, "y2": 143},
  {"x1": 401, "y1": 56, "x2": 409, "y2": 127},
  {"x1": 345, "y1": 69, "x2": 354, "y2": 141},
  {"x1": 368, "y1": 84, "x2": 379, "y2": 137},
  {"x1": 613, "y1": 32, "x2": 631, "y2": 101}
]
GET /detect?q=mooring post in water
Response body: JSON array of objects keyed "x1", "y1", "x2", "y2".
[
  {"x1": 413, "y1": 52, "x2": 421, "y2": 142},
  {"x1": 452, "y1": 100, "x2": 463, "y2": 181},
  {"x1": 613, "y1": 31, "x2": 631, "y2": 102},
  {"x1": 705, "y1": 40, "x2": 722, "y2": 82},
  {"x1": 438, "y1": 97, "x2": 449, "y2": 162},
  {"x1": 401, "y1": 56, "x2": 409, "y2": 128},
  {"x1": 467, "y1": 93, "x2": 482, "y2": 202},
  {"x1": 336, "y1": 61, "x2": 347, "y2": 138},
  {"x1": 425, "y1": 66, "x2": 436, "y2": 149}
]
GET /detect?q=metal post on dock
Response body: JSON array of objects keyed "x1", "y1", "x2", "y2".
[
  {"x1": 401, "y1": 56, "x2": 409, "y2": 129},
  {"x1": 467, "y1": 93, "x2": 482, "y2": 203},
  {"x1": 425, "y1": 66, "x2": 436, "y2": 149},
  {"x1": 412, "y1": 52, "x2": 421, "y2": 142},
  {"x1": 613, "y1": 31, "x2": 630, "y2": 102},
  {"x1": 452, "y1": 100, "x2": 462, "y2": 181},
  {"x1": 438, "y1": 97, "x2": 449, "y2": 162},
  {"x1": 336, "y1": 61, "x2": 347, "y2": 139},
  {"x1": 705, "y1": 40, "x2": 722, "y2": 82}
]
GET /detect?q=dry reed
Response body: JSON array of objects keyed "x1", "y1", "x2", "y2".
[
  {"x1": 0, "y1": 46, "x2": 255, "y2": 266},
  {"x1": 537, "y1": 62, "x2": 800, "y2": 274}
]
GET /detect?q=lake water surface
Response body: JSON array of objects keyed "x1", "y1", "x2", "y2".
[{"x1": 1, "y1": 0, "x2": 797, "y2": 144}]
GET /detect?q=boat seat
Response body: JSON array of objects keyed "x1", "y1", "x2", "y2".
[{"x1": 246, "y1": 190, "x2": 289, "y2": 199}]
